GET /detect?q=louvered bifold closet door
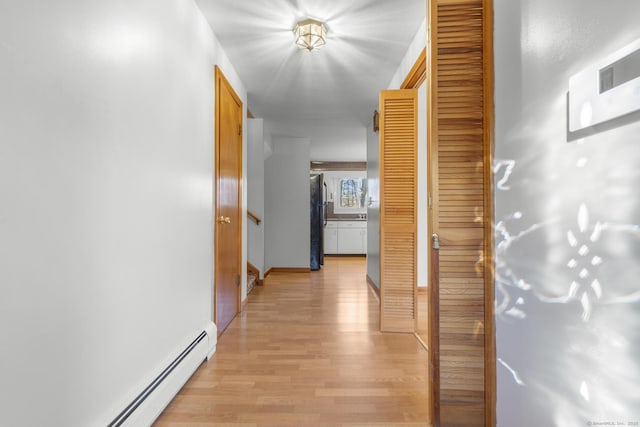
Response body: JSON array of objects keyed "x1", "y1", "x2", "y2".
[
  {"x1": 379, "y1": 89, "x2": 418, "y2": 333},
  {"x1": 429, "y1": 0, "x2": 491, "y2": 425}
]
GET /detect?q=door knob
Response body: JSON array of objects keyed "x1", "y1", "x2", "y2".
[{"x1": 217, "y1": 216, "x2": 231, "y2": 224}]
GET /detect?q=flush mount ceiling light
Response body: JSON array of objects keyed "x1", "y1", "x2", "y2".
[{"x1": 293, "y1": 18, "x2": 327, "y2": 51}]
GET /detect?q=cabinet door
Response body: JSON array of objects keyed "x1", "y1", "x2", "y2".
[
  {"x1": 324, "y1": 227, "x2": 338, "y2": 254},
  {"x1": 338, "y1": 228, "x2": 363, "y2": 254},
  {"x1": 361, "y1": 229, "x2": 367, "y2": 254}
]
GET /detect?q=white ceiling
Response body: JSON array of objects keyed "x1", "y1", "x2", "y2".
[{"x1": 195, "y1": 0, "x2": 425, "y2": 161}]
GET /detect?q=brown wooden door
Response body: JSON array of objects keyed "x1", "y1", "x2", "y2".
[
  {"x1": 427, "y1": 0, "x2": 494, "y2": 425},
  {"x1": 215, "y1": 66, "x2": 243, "y2": 336},
  {"x1": 379, "y1": 89, "x2": 418, "y2": 333}
]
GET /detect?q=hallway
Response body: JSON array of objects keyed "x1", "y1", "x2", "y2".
[{"x1": 155, "y1": 257, "x2": 429, "y2": 426}]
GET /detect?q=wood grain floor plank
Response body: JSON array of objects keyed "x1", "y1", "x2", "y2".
[{"x1": 155, "y1": 257, "x2": 429, "y2": 427}]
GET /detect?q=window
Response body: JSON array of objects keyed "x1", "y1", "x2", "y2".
[{"x1": 339, "y1": 178, "x2": 367, "y2": 209}]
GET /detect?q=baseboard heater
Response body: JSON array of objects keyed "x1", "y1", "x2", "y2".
[{"x1": 108, "y1": 329, "x2": 211, "y2": 426}]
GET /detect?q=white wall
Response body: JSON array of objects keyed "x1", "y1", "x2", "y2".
[
  {"x1": 264, "y1": 138, "x2": 311, "y2": 270},
  {"x1": 417, "y1": 82, "x2": 428, "y2": 288},
  {"x1": 366, "y1": 123, "x2": 381, "y2": 288},
  {"x1": 0, "y1": 1, "x2": 246, "y2": 425},
  {"x1": 304, "y1": 123, "x2": 367, "y2": 162},
  {"x1": 387, "y1": 19, "x2": 427, "y2": 90},
  {"x1": 495, "y1": 1, "x2": 640, "y2": 425},
  {"x1": 247, "y1": 119, "x2": 267, "y2": 277}
]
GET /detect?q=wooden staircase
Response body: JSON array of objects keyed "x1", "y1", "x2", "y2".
[
  {"x1": 247, "y1": 262, "x2": 262, "y2": 295},
  {"x1": 246, "y1": 210, "x2": 263, "y2": 296}
]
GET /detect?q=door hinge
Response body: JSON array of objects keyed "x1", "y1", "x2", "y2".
[
  {"x1": 238, "y1": 124, "x2": 242, "y2": 135},
  {"x1": 236, "y1": 274, "x2": 241, "y2": 286},
  {"x1": 428, "y1": 193, "x2": 433, "y2": 209}
]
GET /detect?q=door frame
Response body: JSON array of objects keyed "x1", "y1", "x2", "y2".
[
  {"x1": 399, "y1": 48, "x2": 427, "y2": 338},
  {"x1": 214, "y1": 65, "x2": 243, "y2": 332}
]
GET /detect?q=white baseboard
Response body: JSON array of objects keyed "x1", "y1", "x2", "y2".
[
  {"x1": 205, "y1": 321, "x2": 217, "y2": 360},
  {"x1": 109, "y1": 321, "x2": 216, "y2": 426}
]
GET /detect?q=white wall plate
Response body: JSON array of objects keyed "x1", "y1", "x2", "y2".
[{"x1": 569, "y1": 38, "x2": 640, "y2": 132}]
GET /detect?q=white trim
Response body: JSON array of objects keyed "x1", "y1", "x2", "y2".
[{"x1": 205, "y1": 321, "x2": 217, "y2": 360}]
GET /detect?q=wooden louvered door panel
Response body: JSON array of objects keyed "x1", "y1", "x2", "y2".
[
  {"x1": 379, "y1": 89, "x2": 418, "y2": 333},
  {"x1": 428, "y1": 0, "x2": 493, "y2": 425}
]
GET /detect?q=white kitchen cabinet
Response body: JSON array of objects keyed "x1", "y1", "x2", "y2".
[
  {"x1": 361, "y1": 228, "x2": 367, "y2": 254},
  {"x1": 325, "y1": 221, "x2": 367, "y2": 255},
  {"x1": 338, "y1": 227, "x2": 363, "y2": 253},
  {"x1": 324, "y1": 221, "x2": 339, "y2": 254}
]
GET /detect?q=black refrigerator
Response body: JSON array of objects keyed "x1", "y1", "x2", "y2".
[{"x1": 310, "y1": 174, "x2": 325, "y2": 271}]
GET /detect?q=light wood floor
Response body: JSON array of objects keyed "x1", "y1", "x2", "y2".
[
  {"x1": 155, "y1": 256, "x2": 430, "y2": 427},
  {"x1": 416, "y1": 289, "x2": 429, "y2": 349}
]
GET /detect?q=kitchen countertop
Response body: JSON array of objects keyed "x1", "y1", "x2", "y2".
[{"x1": 326, "y1": 217, "x2": 367, "y2": 221}]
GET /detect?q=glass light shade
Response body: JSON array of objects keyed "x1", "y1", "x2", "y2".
[{"x1": 294, "y1": 19, "x2": 327, "y2": 51}]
